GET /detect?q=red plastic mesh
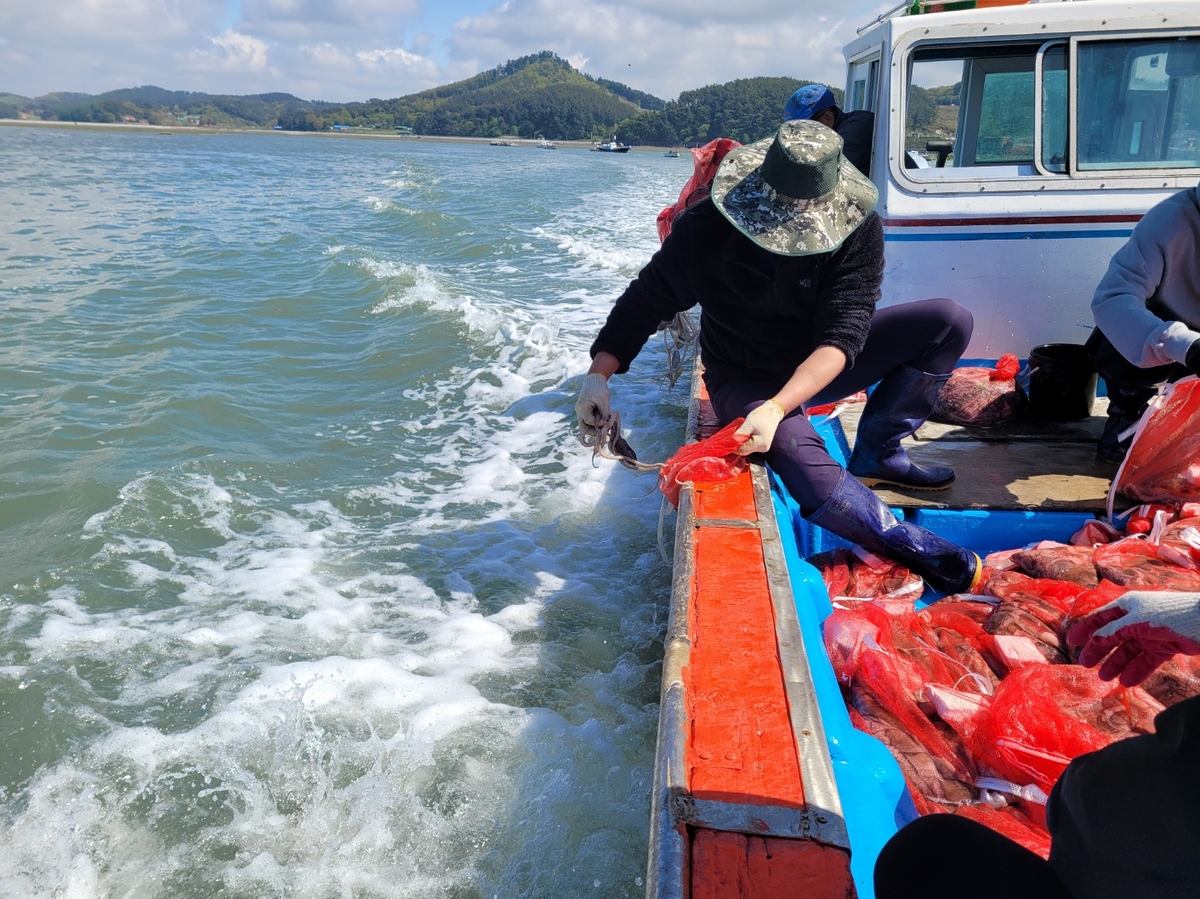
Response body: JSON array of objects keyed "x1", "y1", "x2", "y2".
[
  {"x1": 657, "y1": 418, "x2": 748, "y2": 507},
  {"x1": 1117, "y1": 377, "x2": 1200, "y2": 503}
]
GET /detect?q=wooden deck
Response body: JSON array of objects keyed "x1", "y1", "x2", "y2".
[{"x1": 837, "y1": 397, "x2": 1128, "y2": 513}]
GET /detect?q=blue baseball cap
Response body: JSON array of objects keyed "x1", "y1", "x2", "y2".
[{"x1": 783, "y1": 85, "x2": 837, "y2": 121}]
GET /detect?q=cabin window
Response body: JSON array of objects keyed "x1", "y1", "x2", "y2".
[
  {"x1": 901, "y1": 34, "x2": 1199, "y2": 184},
  {"x1": 906, "y1": 44, "x2": 1042, "y2": 173},
  {"x1": 1075, "y1": 37, "x2": 1200, "y2": 171},
  {"x1": 848, "y1": 57, "x2": 881, "y2": 112},
  {"x1": 1039, "y1": 44, "x2": 1068, "y2": 173}
]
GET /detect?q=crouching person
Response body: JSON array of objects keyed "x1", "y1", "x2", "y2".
[
  {"x1": 1089, "y1": 182, "x2": 1200, "y2": 463},
  {"x1": 575, "y1": 120, "x2": 982, "y2": 594}
]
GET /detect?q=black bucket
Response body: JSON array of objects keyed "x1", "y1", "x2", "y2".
[{"x1": 1027, "y1": 343, "x2": 1098, "y2": 421}]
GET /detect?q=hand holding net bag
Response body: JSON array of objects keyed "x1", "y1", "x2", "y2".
[{"x1": 657, "y1": 419, "x2": 750, "y2": 506}]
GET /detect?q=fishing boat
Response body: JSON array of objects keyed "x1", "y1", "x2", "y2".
[
  {"x1": 664, "y1": 150, "x2": 682, "y2": 158},
  {"x1": 537, "y1": 138, "x2": 559, "y2": 150},
  {"x1": 645, "y1": 1, "x2": 1200, "y2": 897},
  {"x1": 592, "y1": 137, "x2": 633, "y2": 153}
]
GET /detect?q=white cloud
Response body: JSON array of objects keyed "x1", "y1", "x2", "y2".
[
  {"x1": 186, "y1": 30, "x2": 272, "y2": 74},
  {"x1": 0, "y1": 0, "x2": 892, "y2": 102},
  {"x1": 447, "y1": 0, "x2": 884, "y2": 100}
]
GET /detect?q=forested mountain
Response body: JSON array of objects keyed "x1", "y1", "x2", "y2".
[
  {"x1": 338, "y1": 52, "x2": 646, "y2": 139},
  {"x1": 2, "y1": 54, "x2": 836, "y2": 145},
  {"x1": 4, "y1": 86, "x2": 325, "y2": 128},
  {"x1": 617, "y1": 77, "x2": 842, "y2": 146}
]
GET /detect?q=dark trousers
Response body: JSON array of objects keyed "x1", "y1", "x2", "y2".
[
  {"x1": 874, "y1": 815, "x2": 1070, "y2": 899},
  {"x1": 1085, "y1": 327, "x2": 1188, "y2": 418},
  {"x1": 706, "y1": 298, "x2": 972, "y2": 512}
]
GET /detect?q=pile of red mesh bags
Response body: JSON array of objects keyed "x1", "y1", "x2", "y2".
[
  {"x1": 814, "y1": 506, "x2": 1200, "y2": 856},
  {"x1": 930, "y1": 353, "x2": 1026, "y2": 426},
  {"x1": 1116, "y1": 376, "x2": 1200, "y2": 505}
]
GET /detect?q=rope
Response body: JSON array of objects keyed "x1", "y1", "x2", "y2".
[{"x1": 655, "y1": 311, "x2": 700, "y2": 391}]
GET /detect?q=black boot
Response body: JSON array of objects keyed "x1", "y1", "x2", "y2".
[
  {"x1": 1096, "y1": 384, "x2": 1153, "y2": 464},
  {"x1": 809, "y1": 470, "x2": 982, "y2": 595},
  {"x1": 847, "y1": 365, "x2": 955, "y2": 490}
]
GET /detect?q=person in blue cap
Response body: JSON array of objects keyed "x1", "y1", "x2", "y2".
[{"x1": 783, "y1": 84, "x2": 875, "y2": 177}]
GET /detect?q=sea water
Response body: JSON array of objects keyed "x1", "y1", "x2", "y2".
[{"x1": 0, "y1": 125, "x2": 692, "y2": 898}]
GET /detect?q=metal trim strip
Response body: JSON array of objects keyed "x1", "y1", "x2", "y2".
[
  {"x1": 645, "y1": 416, "x2": 699, "y2": 899},
  {"x1": 674, "y1": 796, "x2": 846, "y2": 843},
  {"x1": 751, "y1": 466, "x2": 851, "y2": 850}
]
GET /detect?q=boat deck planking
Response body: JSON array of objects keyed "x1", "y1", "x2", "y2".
[{"x1": 837, "y1": 397, "x2": 1129, "y2": 513}]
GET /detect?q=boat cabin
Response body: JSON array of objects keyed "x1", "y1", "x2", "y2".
[
  {"x1": 647, "y1": 3, "x2": 1200, "y2": 898},
  {"x1": 843, "y1": 0, "x2": 1200, "y2": 357}
]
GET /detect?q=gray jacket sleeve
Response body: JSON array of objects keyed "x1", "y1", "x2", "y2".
[{"x1": 1091, "y1": 193, "x2": 1200, "y2": 368}]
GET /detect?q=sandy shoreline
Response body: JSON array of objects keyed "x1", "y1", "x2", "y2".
[{"x1": 0, "y1": 118, "x2": 682, "y2": 152}]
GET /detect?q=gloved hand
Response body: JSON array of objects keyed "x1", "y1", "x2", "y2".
[
  {"x1": 575, "y1": 373, "x2": 611, "y2": 437},
  {"x1": 1067, "y1": 590, "x2": 1200, "y2": 686},
  {"x1": 735, "y1": 399, "x2": 786, "y2": 455},
  {"x1": 1186, "y1": 338, "x2": 1200, "y2": 376}
]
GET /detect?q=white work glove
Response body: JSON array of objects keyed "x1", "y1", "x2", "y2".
[
  {"x1": 735, "y1": 399, "x2": 786, "y2": 455},
  {"x1": 575, "y1": 373, "x2": 612, "y2": 437},
  {"x1": 1068, "y1": 590, "x2": 1200, "y2": 686}
]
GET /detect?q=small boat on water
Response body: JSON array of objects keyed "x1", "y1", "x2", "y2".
[
  {"x1": 663, "y1": 150, "x2": 681, "y2": 158},
  {"x1": 537, "y1": 138, "x2": 558, "y2": 150},
  {"x1": 645, "y1": 1, "x2": 1200, "y2": 897},
  {"x1": 592, "y1": 137, "x2": 632, "y2": 153}
]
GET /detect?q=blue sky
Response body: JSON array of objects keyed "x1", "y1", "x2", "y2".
[{"x1": 0, "y1": 0, "x2": 888, "y2": 103}]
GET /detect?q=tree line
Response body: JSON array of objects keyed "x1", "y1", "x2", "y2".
[{"x1": 3, "y1": 53, "x2": 839, "y2": 146}]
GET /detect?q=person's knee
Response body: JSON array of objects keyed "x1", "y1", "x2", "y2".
[{"x1": 927, "y1": 297, "x2": 974, "y2": 349}]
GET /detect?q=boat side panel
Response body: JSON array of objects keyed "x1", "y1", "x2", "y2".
[
  {"x1": 881, "y1": 227, "x2": 1131, "y2": 357},
  {"x1": 771, "y1": 481, "x2": 911, "y2": 899},
  {"x1": 689, "y1": 829, "x2": 854, "y2": 899}
]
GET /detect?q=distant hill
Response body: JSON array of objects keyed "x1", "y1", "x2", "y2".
[
  {"x1": 1, "y1": 54, "x2": 839, "y2": 145},
  {"x1": 336, "y1": 51, "x2": 651, "y2": 140},
  {"x1": 5, "y1": 85, "x2": 324, "y2": 127},
  {"x1": 618, "y1": 77, "x2": 843, "y2": 146}
]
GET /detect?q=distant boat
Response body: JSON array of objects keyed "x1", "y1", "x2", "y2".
[
  {"x1": 537, "y1": 138, "x2": 558, "y2": 150},
  {"x1": 591, "y1": 137, "x2": 631, "y2": 153},
  {"x1": 489, "y1": 138, "x2": 516, "y2": 146},
  {"x1": 664, "y1": 149, "x2": 681, "y2": 158}
]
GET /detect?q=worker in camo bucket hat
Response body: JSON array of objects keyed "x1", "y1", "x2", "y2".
[{"x1": 578, "y1": 118, "x2": 984, "y2": 595}]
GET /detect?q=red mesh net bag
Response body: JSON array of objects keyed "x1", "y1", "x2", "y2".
[
  {"x1": 1092, "y1": 537, "x2": 1200, "y2": 591},
  {"x1": 930, "y1": 353, "x2": 1026, "y2": 426},
  {"x1": 657, "y1": 419, "x2": 748, "y2": 506},
  {"x1": 808, "y1": 547, "x2": 924, "y2": 601},
  {"x1": 1115, "y1": 376, "x2": 1200, "y2": 504},
  {"x1": 936, "y1": 665, "x2": 1162, "y2": 794},
  {"x1": 656, "y1": 138, "x2": 742, "y2": 243}
]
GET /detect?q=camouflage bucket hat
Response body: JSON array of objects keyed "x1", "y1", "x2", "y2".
[{"x1": 711, "y1": 119, "x2": 878, "y2": 256}]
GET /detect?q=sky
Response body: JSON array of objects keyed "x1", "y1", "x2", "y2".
[{"x1": 0, "y1": 0, "x2": 894, "y2": 104}]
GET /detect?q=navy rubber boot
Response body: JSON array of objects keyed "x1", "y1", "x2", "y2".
[
  {"x1": 848, "y1": 364, "x2": 955, "y2": 490},
  {"x1": 809, "y1": 470, "x2": 981, "y2": 595}
]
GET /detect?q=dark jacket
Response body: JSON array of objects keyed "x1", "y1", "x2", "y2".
[
  {"x1": 834, "y1": 109, "x2": 876, "y2": 177},
  {"x1": 1047, "y1": 693, "x2": 1200, "y2": 899},
  {"x1": 590, "y1": 199, "x2": 884, "y2": 386}
]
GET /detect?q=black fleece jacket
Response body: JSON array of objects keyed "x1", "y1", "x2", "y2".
[{"x1": 590, "y1": 198, "x2": 884, "y2": 386}]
